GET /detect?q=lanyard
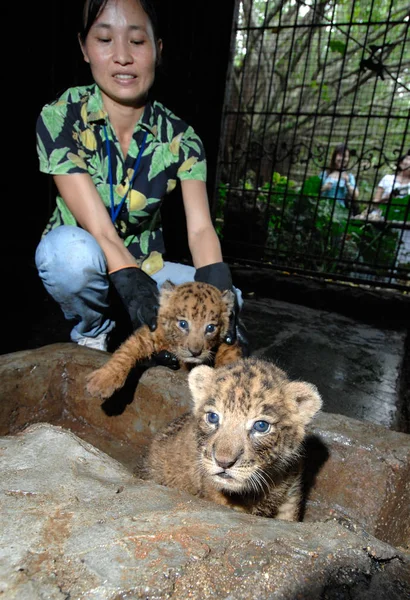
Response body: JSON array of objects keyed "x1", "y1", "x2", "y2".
[{"x1": 103, "y1": 125, "x2": 148, "y2": 224}]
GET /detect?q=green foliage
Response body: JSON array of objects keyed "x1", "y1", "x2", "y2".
[
  {"x1": 229, "y1": 0, "x2": 410, "y2": 192},
  {"x1": 215, "y1": 182, "x2": 228, "y2": 238},
  {"x1": 329, "y1": 40, "x2": 347, "y2": 56},
  {"x1": 379, "y1": 195, "x2": 410, "y2": 222},
  {"x1": 218, "y1": 173, "x2": 403, "y2": 275},
  {"x1": 219, "y1": 0, "x2": 409, "y2": 283}
]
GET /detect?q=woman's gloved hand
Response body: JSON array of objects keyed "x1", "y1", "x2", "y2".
[
  {"x1": 109, "y1": 266, "x2": 159, "y2": 331},
  {"x1": 223, "y1": 289, "x2": 250, "y2": 355},
  {"x1": 194, "y1": 262, "x2": 249, "y2": 354},
  {"x1": 194, "y1": 262, "x2": 232, "y2": 292}
]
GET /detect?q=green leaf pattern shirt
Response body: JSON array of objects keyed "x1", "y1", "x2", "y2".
[{"x1": 36, "y1": 84, "x2": 207, "y2": 274}]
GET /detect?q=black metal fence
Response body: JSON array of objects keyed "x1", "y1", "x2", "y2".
[{"x1": 215, "y1": 0, "x2": 410, "y2": 290}]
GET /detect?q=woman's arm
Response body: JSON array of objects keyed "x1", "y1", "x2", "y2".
[
  {"x1": 54, "y1": 173, "x2": 137, "y2": 272},
  {"x1": 372, "y1": 186, "x2": 385, "y2": 204},
  {"x1": 181, "y1": 179, "x2": 223, "y2": 268},
  {"x1": 54, "y1": 173, "x2": 160, "y2": 333},
  {"x1": 320, "y1": 171, "x2": 333, "y2": 192},
  {"x1": 346, "y1": 174, "x2": 359, "y2": 201}
]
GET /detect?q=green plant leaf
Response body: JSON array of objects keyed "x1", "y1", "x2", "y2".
[{"x1": 329, "y1": 40, "x2": 347, "y2": 56}]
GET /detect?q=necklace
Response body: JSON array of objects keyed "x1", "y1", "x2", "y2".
[{"x1": 103, "y1": 125, "x2": 148, "y2": 224}]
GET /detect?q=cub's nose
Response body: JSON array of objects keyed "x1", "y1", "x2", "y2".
[
  {"x1": 215, "y1": 457, "x2": 237, "y2": 469},
  {"x1": 189, "y1": 347, "x2": 203, "y2": 357},
  {"x1": 214, "y1": 447, "x2": 244, "y2": 470}
]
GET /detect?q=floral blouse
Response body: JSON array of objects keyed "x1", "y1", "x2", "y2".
[{"x1": 36, "y1": 84, "x2": 206, "y2": 273}]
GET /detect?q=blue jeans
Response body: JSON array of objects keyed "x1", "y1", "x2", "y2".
[{"x1": 35, "y1": 226, "x2": 242, "y2": 342}]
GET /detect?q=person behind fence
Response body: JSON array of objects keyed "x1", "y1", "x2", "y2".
[
  {"x1": 35, "y1": 0, "x2": 248, "y2": 364},
  {"x1": 319, "y1": 144, "x2": 359, "y2": 212},
  {"x1": 358, "y1": 152, "x2": 410, "y2": 222},
  {"x1": 357, "y1": 152, "x2": 410, "y2": 266}
]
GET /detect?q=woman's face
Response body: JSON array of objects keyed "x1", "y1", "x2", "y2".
[
  {"x1": 399, "y1": 155, "x2": 410, "y2": 174},
  {"x1": 334, "y1": 151, "x2": 349, "y2": 170},
  {"x1": 80, "y1": 0, "x2": 161, "y2": 109}
]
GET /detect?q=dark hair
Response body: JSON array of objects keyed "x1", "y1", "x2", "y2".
[
  {"x1": 397, "y1": 153, "x2": 410, "y2": 170},
  {"x1": 329, "y1": 143, "x2": 350, "y2": 171},
  {"x1": 79, "y1": 0, "x2": 160, "y2": 44}
]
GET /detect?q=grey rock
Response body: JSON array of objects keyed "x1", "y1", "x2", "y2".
[
  {"x1": 0, "y1": 344, "x2": 409, "y2": 599},
  {"x1": 1, "y1": 423, "x2": 409, "y2": 600}
]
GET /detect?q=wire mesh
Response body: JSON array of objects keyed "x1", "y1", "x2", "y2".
[{"x1": 216, "y1": 0, "x2": 410, "y2": 290}]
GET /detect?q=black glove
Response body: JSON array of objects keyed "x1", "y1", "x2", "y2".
[
  {"x1": 154, "y1": 350, "x2": 180, "y2": 370},
  {"x1": 109, "y1": 266, "x2": 159, "y2": 332},
  {"x1": 222, "y1": 288, "x2": 250, "y2": 356},
  {"x1": 195, "y1": 262, "x2": 249, "y2": 353},
  {"x1": 194, "y1": 262, "x2": 232, "y2": 292}
]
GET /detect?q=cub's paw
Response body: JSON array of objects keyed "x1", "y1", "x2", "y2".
[
  {"x1": 214, "y1": 341, "x2": 243, "y2": 367},
  {"x1": 86, "y1": 368, "x2": 119, "y2": 399}
]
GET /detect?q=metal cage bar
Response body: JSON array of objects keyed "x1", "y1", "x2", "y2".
[{"x1": 216, "y1": 0, "x2": 410, "y2": 291}]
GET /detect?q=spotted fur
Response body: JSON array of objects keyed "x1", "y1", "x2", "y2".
[
  {"x1": 86, "y1": 281, "x2": 243, "y2": 399},
  {"x1": 146, "y1": 357, "x2": 322, "y2": 520}
]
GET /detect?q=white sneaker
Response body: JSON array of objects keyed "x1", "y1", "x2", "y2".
[{"x1": 77, "y1": 333, "x2": 108, "y2": 351}]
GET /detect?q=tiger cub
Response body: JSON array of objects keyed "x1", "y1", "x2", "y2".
[
  {"x1": 86, "y1": 280, "x2": 243, "y2": 400},
  {"x1": 146, "y1": 357, "x2": 322, "y2": 521}
]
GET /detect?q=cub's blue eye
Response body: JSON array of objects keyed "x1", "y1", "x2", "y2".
[
  {"x1": 178, "y1": 320, "x2": 188, "y2": 330},
  {"x1": 253, "y1": 421, "x2": 270, "y2": 433},
  {"x1": 206, "y1": 412, "x2": 219, "y2": 425},
  {"x1": 205, "y1": 324, "x2": 216, "y2": 333}
]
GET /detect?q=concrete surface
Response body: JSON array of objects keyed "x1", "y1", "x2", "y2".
[{"x1": 242, "y1": 295, "x2": 408, "y2": 431}]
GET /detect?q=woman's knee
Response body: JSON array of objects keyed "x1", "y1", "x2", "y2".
[
  {"x1": 35, "y1": 226, "x2": 107, "y2": 291},
  {"x1": 153, "y1": 262, "x2": 196, "y2": 287}
]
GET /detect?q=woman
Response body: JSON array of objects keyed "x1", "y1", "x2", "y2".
[
  {"x1": 366, "y1": 153, "x2": 410, "y2": 265},
  {"x1": 357, "y1": 153, "x2": 410, "y2": 220},
  {"x1": 35, "y1": 0, "x2": 246, "y2": 357},
  {"x1": 320, "y1": 144, "x2": 359, "y2": 211},
  {"x1": 372, "y1": 153, "x2": 410, "y2": 207}
]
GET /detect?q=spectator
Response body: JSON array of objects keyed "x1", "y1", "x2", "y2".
[
  {"x1": 360, "y1": 153, "x2": 410, "y2": 266},
  {"x1": 320, "y1": 144, "x2": 359, "y2": 212},
  {"x1": 366, "y1": 153, "x2": 410, "y2": 219}
]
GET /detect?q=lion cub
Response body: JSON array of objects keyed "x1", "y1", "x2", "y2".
[
  {"x1": 86, "y1": 281, "x2": 243, "y2": 400},
  {"x1": 146, "y1": 357, "x2": 322, "y2": 521}
]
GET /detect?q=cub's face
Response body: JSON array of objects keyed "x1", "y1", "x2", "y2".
[
  {"x1": 188, "y1": 358, "x2": 322, "y2": 494},
  {"x1": 158, "y1": 281, "x2": 234, "y2": 365}
]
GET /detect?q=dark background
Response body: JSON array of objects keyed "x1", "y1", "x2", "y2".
[{"x1": 4, "y1": 0, "x2": 236, "y2": 354}]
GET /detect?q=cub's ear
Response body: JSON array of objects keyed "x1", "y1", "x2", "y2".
[
  {"x1": 188, "y1": 365, "x2": 216, "y2": 410},
  {"x1": 285, "y1": 381, "x2": 322, "y2": 426},
  {"x1": 221, "y1": 289, "x2": 235, "y2": 314},
  {"x1": 159, "y1": 279, "x2": 176, "y2": 303},
  {"x1": 160, "y1": 279, "x2": 176, "y2": 292}
]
